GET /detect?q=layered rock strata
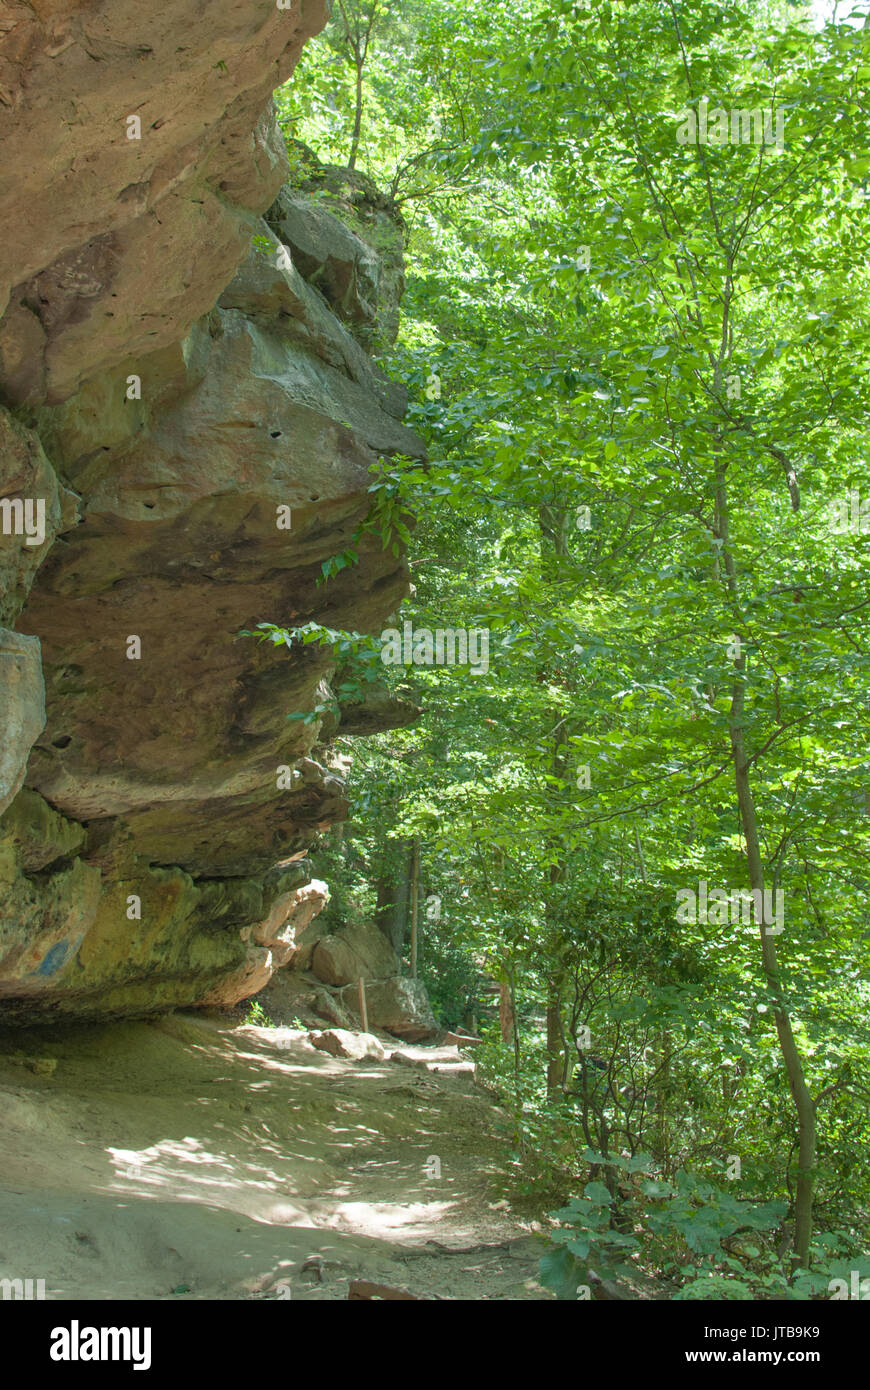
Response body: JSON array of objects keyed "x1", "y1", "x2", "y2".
[{"x1": 0, "y1": 1, "x2": 424, "y2": 1022}]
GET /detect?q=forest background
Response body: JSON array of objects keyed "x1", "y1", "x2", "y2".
[{"x1": 261, "y1": 0, "x2": 870, "y2": 1299}]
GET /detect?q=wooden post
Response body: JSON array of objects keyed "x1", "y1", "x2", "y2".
[
  {"x1": 409, "y1": 839, "x2": 420, "y2": 979},
  {"x1": 357, "y1": 977, "x2": 368, "y2": 1033}
]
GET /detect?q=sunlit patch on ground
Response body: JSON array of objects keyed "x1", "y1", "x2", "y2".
[{"x1": 0, "y1": 1014, "x2": 549, "y2": 1300}]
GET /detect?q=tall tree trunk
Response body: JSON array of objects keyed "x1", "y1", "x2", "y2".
[
  {"x1": 510, "y1": 968, "x2": 521, "y2": 1082},
  {"x1": 539, "y1": 500, "x2": 573, "y2": 1100},
  {"x1": 545, "y1": 723, "x2": 570, "y2": 1097},
  {"x1": 375, "y1": 843, "x2": 396, "y2": 943},
  {"x1": 393, "y1": 838, "x2": 413, "y2": 964},
  {"x1": 715, "y1": 461, "x2": 816, "y2": 1267},
  {"x1": 409, "y1": 838, "x2": 420, "y2": 979},
  {"x1": 729, "y1": 711, "x2": 816, "y2": 1266},
  {"x1": 375, "y1": 838, "x2": 413, "y2": 960}
]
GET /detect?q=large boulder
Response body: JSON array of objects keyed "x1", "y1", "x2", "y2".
[
  {"x1": 269, "y1": 143, "x2": 407, "y2": 351},
  {"x1": 341, "y1": 977, "x2": 439, "y2": 1042},
  {"x1": 309, "y1": 986, "x2": 356, "y2": 1029},
  {"x1": 309, "y1": 1028, "x2": 385, "y2": 1061},
  {"x1": 311, "y1": 919, "x2": 398, "y2": 987},
  {"x1": 266, "y1": 189, "x2": 383, "y2": 343}
]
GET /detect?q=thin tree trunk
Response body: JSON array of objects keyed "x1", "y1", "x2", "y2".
[
  {"x1": 634, "y1": 824, "x2": 646, "y2": 883},
  {"x1": 409, "y1": 838, "x2": 420, "y2": 979},
  {"x1": 499, "y1": 976, "x2": 514, "y2": 1044},
  {"x1": 375, "y1": 842, "x2": 397, "y2": 944},
  {"x1": 657, "y1": 1032, "x2": 671, "y2": 1174},
  {"x1": 545, "y1": 732, "x2": 569, "y2": 1098},
  {"x1": 510, "y1": 967, "x2": 521, "y2": 1081},
  {"x1": 715, "y1": 460, "x2": 816, "y2": 1267},
  {"x1": 382, "y1": 838, "x2": 412, "y2": 963},
  {"x1": 337, "y1": 1, "x2": 377, "y2": 172},
  {"x1": 348, "y1": 59, "x2": 363, "y2": 169},
  {"x1": 730, "y1": 715, "x2": 816, "y2": 1266},
  {"x1": 540, "y1": 500, "x2": 572, "y2": 1100},
  {"x1": 375, "y1": 838, "x2": 409, "y2": 959},
  {"x1": 546, "y1": 981, "x2": 563, "y2": 1098}
]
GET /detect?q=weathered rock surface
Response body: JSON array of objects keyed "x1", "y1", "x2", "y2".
[
  {"x1": 0, "y1": 631, "x2": 46, "y2": 816},
  {"x1": 341, "y1": 977, "x2": 439, "y2": 1041},
  {"x1": 0, "y1": 798, "x2": 318, "y2": 1020},
  {"x1": 0, "y1": 408, "x2": 78, "y2": 626},
  {"x1": 309, "y1": 985, "x2": 356, "y2": 1029},
  {"x1": 270, "y1": 143, "x2": 408, "y2": 351},
  {"x1": 267, "y1": 189, "x2": 385, "y2": 350},
  {"x1": 0, "y1": 406, "x2": 78, "y2": 817},
  {"x1": 252, "y1": 878, "x2": 329, "y2": 966},
  {"x1": 311, "y1": 919, "x2": 398, "y2": 987},
  {"x1": 20, "y1": 232, "x2": 421, "y2": 875},
  {"x1": 197, "y1": 877, "x2": 330, "y2": 1009},
  {"x1": 0, "y1": 0, "x2": 328, "y2": 405},
  {"x1": 0, "y1": 4, "x2": 427, "y2": 1022}
]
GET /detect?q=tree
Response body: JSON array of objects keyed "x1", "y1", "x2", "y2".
[
  {"x1": 274, "y1": 0, "x2": 870, "y2": 1292},
  {"x1": 334, "y1": 0, "x2": 383, "y2": 169}
]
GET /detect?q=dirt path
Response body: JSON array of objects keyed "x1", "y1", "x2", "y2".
[{"x1": 0, "y1": 1014, "x2": 550, "y2": 1300}]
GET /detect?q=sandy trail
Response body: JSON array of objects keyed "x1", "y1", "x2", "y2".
[{"x1": 0, "y1": 1014, "x2": 549, "y2": 1300}]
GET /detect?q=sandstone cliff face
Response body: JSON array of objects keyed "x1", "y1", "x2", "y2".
[{"x1": 0, "y1": 1, "x2": 423, "y2": 1022}]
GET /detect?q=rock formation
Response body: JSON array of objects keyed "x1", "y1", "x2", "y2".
[
  {"x1": 256, "y1": 911, "x2": 440, "y2": 1040},
  {"x1": 0, "y1": 0, "x2": 428, "y2": 1026}
]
